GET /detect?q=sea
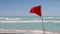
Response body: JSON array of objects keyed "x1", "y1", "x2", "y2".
[{"x1": 0, "y1": 16, "x2": 60, "y2": 33}]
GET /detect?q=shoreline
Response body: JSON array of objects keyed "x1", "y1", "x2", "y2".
[{"x1": 0, "y1": 29, "x2": 60, "y2": 34}]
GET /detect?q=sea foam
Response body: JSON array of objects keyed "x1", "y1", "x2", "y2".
[{"x1": 0, "y1": 29, "x2": 60, "y2": 34}]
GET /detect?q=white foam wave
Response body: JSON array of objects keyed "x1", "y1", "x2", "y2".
[
  {"x1": 0, "y1": 20, "x2": 48, "y2": 23},
  {"x1": 47, "y1": 20, "x2": 60, "y2": 23},
  {"x1": 0, "y1": 20, "x2": 60, "y2": 23},
  {"x1": 0, "y1": 29, "x2": 60, "y2": 34},
  {"x1": 44, "y1": 17, "x2": 55, "y2": 19},
  {"x1": 0, "y1": 18, "x2": 21, "y2": 20}
]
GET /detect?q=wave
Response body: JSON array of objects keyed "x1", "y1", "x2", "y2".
[
  {"x1": 0, "y1": 16, "x2": 60, "y2": 20},
  {"x1": 0, "y1": 20, "x2": 60, "y2": 23},
  {"x1": 0, "y1": 20, "x2": 48, "y2": 23},
  {"x1": 0, "y1": 29, "x2": 60, "y2": 34},
  {"x1": 0, "y1": 16, "x2": 60, "y2": 23}
]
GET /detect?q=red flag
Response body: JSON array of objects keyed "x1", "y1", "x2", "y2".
[{"x1": 30, "y1": 5, "x2": 42, "y2": 16}]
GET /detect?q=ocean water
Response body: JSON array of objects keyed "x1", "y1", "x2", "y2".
[{"x1": 0, "y1": 16, "x2": 60, "y2": 33}]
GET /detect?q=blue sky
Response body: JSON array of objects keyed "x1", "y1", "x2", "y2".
[{"x1": 0, "y1": 0, "x2": 60, "y2": 16}]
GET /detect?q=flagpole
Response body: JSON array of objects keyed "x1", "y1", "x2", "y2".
[{"x1": 41, "y1": 16, "x2": 46, "y2": 34}]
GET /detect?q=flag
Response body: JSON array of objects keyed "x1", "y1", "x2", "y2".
[
  {"x1": 30, "y1": 5, "x2": 42, "y2": 16},
  {"x1": 30, "y1": 5, "x2": 46, "y2": 34}
]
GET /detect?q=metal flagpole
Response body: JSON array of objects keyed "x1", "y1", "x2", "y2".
[{"x1": 41, "y1": 16, "x2": 46, "y2": 34}]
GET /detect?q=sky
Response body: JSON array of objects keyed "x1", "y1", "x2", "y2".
[{"x1": 0, "y1": 0, "x2": 60, "y2": 16}]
